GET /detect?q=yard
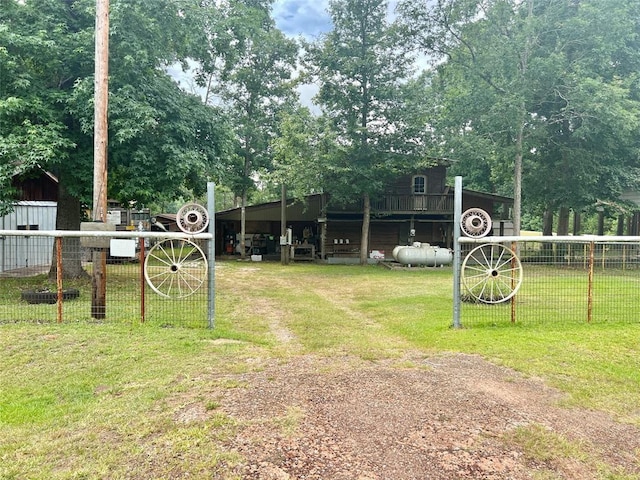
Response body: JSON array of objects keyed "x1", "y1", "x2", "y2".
[{"x1": 1, "y1": 260, "x2": 639, "y2": 479}]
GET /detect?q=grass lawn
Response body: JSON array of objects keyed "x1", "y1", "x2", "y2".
[{"x1": 1, "y1": 260, "x2": 639, "y2": 478}]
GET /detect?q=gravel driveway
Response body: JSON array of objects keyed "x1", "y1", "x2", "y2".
[{"x1": 191, "y1": 353, "x2": 640, "y2": 479}]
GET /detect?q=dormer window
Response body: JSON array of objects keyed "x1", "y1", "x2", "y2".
[{"x1": 412, "y1": 175, "x2": 427, "y2": 195}]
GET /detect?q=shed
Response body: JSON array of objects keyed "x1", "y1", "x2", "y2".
[
  {"x1": 1, "y1": 169, "x2": 58, "y2": 274},
  {"x1": 0, "y1": 201, "x2": 57, "y2": 273}
]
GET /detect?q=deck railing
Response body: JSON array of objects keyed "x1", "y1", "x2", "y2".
[{"x1": 370, "y1": 194, "x2": 454, "y2": 214}]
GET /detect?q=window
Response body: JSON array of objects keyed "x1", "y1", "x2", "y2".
[
  {"x1": 17, "y1": 225, "x2": 39, "y2": 230},
  {"x1": 412, "y1": 175, "x2": 427, "y2": 195}
]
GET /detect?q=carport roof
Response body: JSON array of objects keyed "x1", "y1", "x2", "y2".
[{"x1": 215, "y1": 194, "x2": 324, "y2": 222}]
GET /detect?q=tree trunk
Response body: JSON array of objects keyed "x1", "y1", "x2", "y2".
[
  {"x1": 597, "y1": 210, "x2": 605, "y2": 236},
  {"x1": 573, "y1": 211, "x2": 582, "y2": 235},
  {"x1": 49, "y1": 182, "x2": 89, "y2": 280},
  {"x1": 557, "y1": 207, "x2": 570, "y2": 235},
  {"x1": 616, "y1": 215, "x2": 625, "y2": 236},
  {"x1": 359, "y1": 193, "x2": 370, "y2": 265},
  {"x1": 542, "y1": 208, "x2": 554, "y2": 258},
  {"x1": 556, "y1": 206, "x2": 570, "y2": 262}
]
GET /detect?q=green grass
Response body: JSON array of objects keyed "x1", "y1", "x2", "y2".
[{"x1": 1, "y1": 260, "x2": 639, "y2": 478}]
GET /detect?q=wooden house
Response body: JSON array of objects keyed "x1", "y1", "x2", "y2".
[{"x1": 214, "y1": 166, "x2": 513, "y2": 261}]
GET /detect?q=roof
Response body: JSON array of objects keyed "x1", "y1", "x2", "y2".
[
  {"x1": 13, "y1": 201, "x2": 58, "y2": 207},
  {"x1": 462, "y1": 188, "x2": 513, "y2": 204},
  {"x1": 215, "y1": 194, "x2": 326, "y2": 222}
]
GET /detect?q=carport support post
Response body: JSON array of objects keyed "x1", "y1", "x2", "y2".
[
  {"x1": 452, "y1": 176, "x2": 462, "y2": 329},
  {"x1": 281, "y1": 184, "x2": 289, "y2": 265},
  {"x1": 208, "y1": 182, "x2": 215, "y2": 328}
]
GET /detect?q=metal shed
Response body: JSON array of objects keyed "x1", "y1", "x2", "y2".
[{"x1": 0, "y1": 201, "x2": 57, "y2": 273}]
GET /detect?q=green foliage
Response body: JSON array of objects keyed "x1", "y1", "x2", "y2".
[
  {"x1": 398, "y1": 0, "x2": 640, "y2": 229},
  {"x1": 193, "y1": 0, "x2": 299, "y2": 200},
  {"x1": 305, "y1": 0, "x2": 424, "y2": 201},
  {"x1": 0, "y1": 0, "x2": 233, "y2": 217}
]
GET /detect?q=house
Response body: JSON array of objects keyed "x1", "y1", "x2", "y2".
[
  {"x1": 0, "y1": 170, "x2": 58, "y2": 273},
  {"x1": 214, "y1": 166, "x2": 513, "y2": 261}
]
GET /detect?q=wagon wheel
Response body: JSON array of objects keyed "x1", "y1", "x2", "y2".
[
  {"x1": 176, "y1": 203, "x2": 209, "y2": 234},
  {"x1": 461, "y1": 244, "x2": 522, "y2": 304},
  {"x1": 144, "y1": 238, "x2": 208, "y2": 298},
  {"x1": 460, "y1": 208, "x2": 492, "y2": 238}
]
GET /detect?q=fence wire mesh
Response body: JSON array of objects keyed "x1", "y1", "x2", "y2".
[
  {"x1": 0, "y1": 233, "x2": 210, "y2": 328},
  {"x1": 460, "y1": 240, "x2": 640, "y2": 328}
]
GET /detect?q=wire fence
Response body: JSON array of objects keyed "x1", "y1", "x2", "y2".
[
  {"x1": 458, "y1": 237, "x2": 640, "y2": 328},
  {"x1": 0, "y1": 231, "x2": 212, "y2": 328}
]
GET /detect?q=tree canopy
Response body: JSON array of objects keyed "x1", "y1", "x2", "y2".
[
  {"x1": 304, "y1": 0, "x2": 429, "y2": 262},
  {"x1": 398, "y1": 0, "x2": 640, "y2": 232},
  {"x1": 2, "y1": 0, "x2": 639, "y2": 241},
  {"x1": 0, "y1": 0, "x2": 232, "y2": 219}
]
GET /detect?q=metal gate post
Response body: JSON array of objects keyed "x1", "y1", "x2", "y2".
[
  {"x1": 452, "y1": 176, "x2": 463, "y2": 329},
  {"x1": 207, "y1": 182, "x2": 216, "y2": 328}
]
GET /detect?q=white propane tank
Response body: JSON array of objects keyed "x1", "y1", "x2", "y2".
[{"x1": 392, "y1": 242, "x2": 453, "y2": 266}]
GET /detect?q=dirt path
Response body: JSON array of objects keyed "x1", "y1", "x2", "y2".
[{"x1": 199, "y1": 353, "x2": 640, "y2": 479}]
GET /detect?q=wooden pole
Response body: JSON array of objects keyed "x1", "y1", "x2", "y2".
[
  {"x1": 92, "y1": 0, "x2": 109, "y2": 318},
  {"x1": 280, "y1": 185, "x2": 289, "y2": 265},
  {"x1": 56, "y1": 237, "x2": 63, "y2": 323},
  {"x1": 139, "y1": 237, "x2": 145, "y2": 323}
]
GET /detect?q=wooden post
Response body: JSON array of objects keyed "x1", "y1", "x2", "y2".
[
  {"x1": 92, "y1": 0, "x2": 109, "y2": 318},
  {"x1": 140, "y1": 237, "x2": 145, "y2": 323},
  {"x1": 56, "y1": 237, "x2": 63, "y2": 323},
  {"x1": 281, "y1": 185, "x2": 289, "y2": 265}
]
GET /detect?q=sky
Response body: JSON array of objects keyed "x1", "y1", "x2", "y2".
[
  {"x1": 270, "y1": 0, "x2": 404, "y2": 109},
  {"x1": 272, "y1": 0, "x2": 333, "y2": 39},
  {"x1": 271, "y1": 0, "x2": 400, "y2": 39},
  {"x1": 169, "y1": 0, "x2": 407, "y2": 109}
]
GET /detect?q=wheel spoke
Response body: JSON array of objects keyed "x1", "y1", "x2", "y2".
[
  {"x1": 144, "y1": 239, "x2": 208, "y2": 298},
  {"x1": 461, "y1": 244, "x2": 522, "y2": 304}
]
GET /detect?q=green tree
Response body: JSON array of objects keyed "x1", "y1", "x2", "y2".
[
  {"x1": 305, "y1": 0, "x2": 423, "y2": 264},
  {"x1": 399, "y1": 0, "x2": 640, "y2": 234},
  {"x1": 0, "y1": 0, "x2": 232, "y2": 277},
  {"x1": 194, "y1": 0, "x2": 298, "y2": 258}
]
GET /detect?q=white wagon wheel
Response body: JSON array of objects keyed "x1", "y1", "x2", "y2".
[
  {"x1": 176, "y1": 203, "x2": 209, "y2": 234},
  {"x1": 461, "y1": 243, "x2": 522, "y2": 304},
  {"x1": 144, "y1": 238, "x2": 208, "y2": 298},
  {"x1": 460, "y1": 208, "x2": 492, "y2": 238}
]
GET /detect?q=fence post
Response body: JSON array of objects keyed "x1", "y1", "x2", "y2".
[
  {"x1": 207, "y1": 182, "x2": 215, "y2": 329},
  {"x1": 452, "y1": 176, "x2": 462, "y2": 329},
  {"x1": 588, "y1": 241, "x2": 594, "y2": 323},
  {"x1": 56, "y1": 237, "x2": 63, "y2": 323}
]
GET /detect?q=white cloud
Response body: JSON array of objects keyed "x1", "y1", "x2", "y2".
[{"x1": 272, "y1": 0, "x2": 332, "y2": 39}]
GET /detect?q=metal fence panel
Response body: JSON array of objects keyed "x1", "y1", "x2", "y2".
[
  {"x1": 0, "y1": 232, "x2": 210, "y2": 328},
  {"x1": 459, "y1": 239, "x2": 640, "y2": 327}
]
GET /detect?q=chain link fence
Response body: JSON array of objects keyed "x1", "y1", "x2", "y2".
[
  {"x1": 459, "y1": 237, "x2": 640, "y2": 328},
  {"x1": 0, "y1": 231, "x2": 212, "y2": 328}
]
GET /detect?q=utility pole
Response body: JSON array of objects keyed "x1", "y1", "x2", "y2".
[{"x1": 92, "y1": 0, "x2": 109, "y2": 318}]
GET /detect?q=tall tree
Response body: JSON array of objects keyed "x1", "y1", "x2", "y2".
[
  {"x1": 399, "y1": 0, "x2": 640, "y2": 234},
  {"x1": 194, "y1": 0, "x2": 298, "y2": 258},
  {"x1": 0, "y1": 0, "x2": 232, "y2": 277},
  {"x1": 305, "y1": 0, "x2": 423, "y2": 264}
]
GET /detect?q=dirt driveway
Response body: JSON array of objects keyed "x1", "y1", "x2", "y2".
[{"x1": 188, "y1": 352, "x2": 640, "y2": 479}]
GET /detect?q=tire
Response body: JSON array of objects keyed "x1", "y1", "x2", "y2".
[{"x1": 21, "y1": 288, "x2": 80, "y2": 304}]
